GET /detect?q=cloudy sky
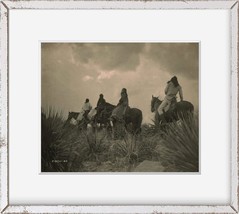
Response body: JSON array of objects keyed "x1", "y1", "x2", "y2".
[{"x1": 41, "y1": 43, "x2": 199, "y2": 124}]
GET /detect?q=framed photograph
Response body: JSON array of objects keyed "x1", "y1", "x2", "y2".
[
  {"x1": 0, "y1": 0, "x2": 238, "y2": 213},
  {"x1": 41, "y1": 42, "x2": 199, "y2": 173}
]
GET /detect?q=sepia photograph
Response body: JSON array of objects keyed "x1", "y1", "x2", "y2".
[{"x1": 41, "y1": 43, "x2": 199, "y2": 172}]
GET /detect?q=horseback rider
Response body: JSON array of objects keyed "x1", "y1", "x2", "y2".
[
  {"x1": 97, "y1": 94, "x2": 106, "y2": 107},
  {"x1": 111, "y1": 88, "x2": 129, "y2": 121},
  {"x1": 96, "y1": 94, "x2": 106, "y2": 120},
  {"x1": 82, "y1": 98, "x2": 92, "y2": 120},
  {"x1": 158, "y1": 76, "x2": 183, "y2": 122}
]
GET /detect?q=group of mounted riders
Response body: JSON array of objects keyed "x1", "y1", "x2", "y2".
[
  {"x1": 71, "y1": 76, "x2": 193, "y2": 133},
  {"x1": 81, "y1": 87, "x2": 129, "y2": 124}
]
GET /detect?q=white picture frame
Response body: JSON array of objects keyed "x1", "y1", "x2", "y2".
[{"x1": 0, "y1": 1, "x2": 238, "y2": 213}]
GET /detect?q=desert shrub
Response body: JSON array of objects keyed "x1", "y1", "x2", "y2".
[
  {"x1": 41, "y1": 108, "x2": 89, "y2": 172},
  {"x1": 41, "y1": 108, "x2": 66, "y2": 172},
  {"x1": 141, "y1": 123, "x2": 162, "y2": 136},
  {"x1": 137, "y1": 123, "x2": 164, "y2": 162},
  {"x1": 138, "y1": 136, "x2": 158, "y2": 162},
  {"x1": 84, "y1": 128, "x2": 111, "y2": 163},
  {"x1": 108, "y1": 131, "x2": 138, "y2": 170},
  {"x1": 41, "y1": 107, "x2": 199, "y2": 172},
  {"x1": 160, "y1": 115, "x2": 199, "y2": 172}
]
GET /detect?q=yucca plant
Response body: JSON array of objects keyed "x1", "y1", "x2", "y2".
[
  {"x1": 109, "y1": 131, "x2": 138, "y2": 171},
  {"x1": 41, "y1": 108, "x2": 66, "y2": 172},
  {"x1": 83, "y1": 127, "x2": 110, "y2": 163},
  {"x1": 160, "y1": 114, "x2": 199, "y2": 172},
  {"x1": 138, "y1": 134, "x2": 161, "y2": 162},
  {"x1": 41, "y1": 108, "x2": 89, "y2": 172}
]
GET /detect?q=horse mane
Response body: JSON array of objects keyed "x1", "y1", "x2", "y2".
[{"x1": 152, "y1": 96, "x2": 162, "y2": 104}]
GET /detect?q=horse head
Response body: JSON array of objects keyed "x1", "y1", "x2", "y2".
[
  {"x1": 68, "y1": 111, "x2": 76, "y2": 120},
  {"x1": 151, "y1": 95, "x2": 162, "y2": 113}
]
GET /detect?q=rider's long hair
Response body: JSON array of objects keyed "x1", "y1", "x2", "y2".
[{"x1": 170, "y1": 76, "x2": 179, "y2": 87}]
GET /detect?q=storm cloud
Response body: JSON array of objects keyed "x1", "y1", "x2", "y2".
[
  {"x1": 41, "y1": 43, "x2": 199, "y2": 123},
  {"x1": 145, "y1": 43, "x2": 199, "y2": 79},
  {"x1": 71, "y1": 43, "x2": 145, "y2": 72}
]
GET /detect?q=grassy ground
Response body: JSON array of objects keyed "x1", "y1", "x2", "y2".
[{"x1": 41, "y1": 109, "x2": 199, "y2": 172}]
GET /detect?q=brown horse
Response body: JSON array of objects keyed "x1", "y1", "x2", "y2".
[
  {"x1": 95, "y1": 102, "x2": 116, "y2": 128},
  {"x1": 151, "y1": 95, "x2": 194, "y2": 125},
  {"x1": 95, "y1": 102, "x2": 143, "y2": 137},
  {"x1": 111, "y1": 107, "x2": 143, "y2": 139}
]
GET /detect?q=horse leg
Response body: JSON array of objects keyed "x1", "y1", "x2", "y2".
[{"x1": 160, "y1": 113, "x2": 167, "y2": 124}]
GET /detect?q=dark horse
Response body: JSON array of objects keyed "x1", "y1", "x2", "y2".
[
  {"x1": 95, "y1": 102, "x2": 116, "y2": 128},
  {"x1": 151, "y1": 95, "x2": 194, "y2": 125},
  {"x1": 123, "y1": 107, "x2": 143, "y2": 134},
  {"x1": 111, "y1": 107, "x2": 143, "y2": 137},
  {"x1": 96, "y1": 102, "x2": 143, "y2": 136}
]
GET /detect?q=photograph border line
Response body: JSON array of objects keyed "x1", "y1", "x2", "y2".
[{"x1": 39, "y1": 40, "x2": 201, "y2": 176}]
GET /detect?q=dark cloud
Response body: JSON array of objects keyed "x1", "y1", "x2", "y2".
[
  {"x1": 71, "y1": 43, "x2": 145, "y2": 72},
  {"x1": 146, "y1": 43, "x2": 199, "y2": 79},
  {"x1": 71, "y1": 43, "x2": 93, "y2": 64},
  {"x1": 41, "y1": 43, "x2": 96, "y2": 80},
  {"x1": 41, "y1": 43, "x2": 199, "y2": 123}
]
